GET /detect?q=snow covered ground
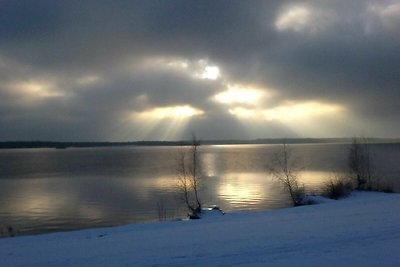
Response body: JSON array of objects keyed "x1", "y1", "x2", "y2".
[{"x1": 1, "y1": 191, "x2": 400, "y2": 266}]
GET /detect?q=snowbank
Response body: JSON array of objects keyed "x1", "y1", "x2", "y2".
[{"x1": 1, "y1": 192, "x2": 400, "y2": 266}]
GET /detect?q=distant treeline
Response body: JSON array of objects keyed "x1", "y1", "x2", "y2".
[
  {"x1": 0, "y1": 141, "x2": 188, "y2": 149},
  {"x1": 0, "y1": 138, "x2": 399, "y2": 149}
]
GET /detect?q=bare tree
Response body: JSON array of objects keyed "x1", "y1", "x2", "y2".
[
  {"x1": 348, "y1": 137, "x2": 373, "y2": 190},
  {"x1": 269, "y1": 143, "x2": 305, "y2": 206},
  {"x1": 176, "y1": 134, "x2": 202, "y2": 218}
]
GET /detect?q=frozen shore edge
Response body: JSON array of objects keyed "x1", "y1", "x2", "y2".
[{"x1": 1, "y1": 191, "x2": 400, "y2": 266}]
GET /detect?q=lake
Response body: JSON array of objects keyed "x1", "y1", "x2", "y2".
[{"x1": 0, "y1": 143, "x2": 399, "y2": 236}]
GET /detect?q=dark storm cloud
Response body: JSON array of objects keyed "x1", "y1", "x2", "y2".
[
  {"x1": 0, "y1": 0, "x2": 275, "y2": 70},
  {"x1": 0, "y1": 0, "x2": 399, "y2": 140}
]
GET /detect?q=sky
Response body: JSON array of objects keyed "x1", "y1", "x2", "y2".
[{"x1": 0, "y1": 0, "x2": 399, "y2": 141}]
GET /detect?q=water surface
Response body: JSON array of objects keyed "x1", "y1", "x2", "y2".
[{"x1": 0, "y1": 143, "x2": 399, "y2": 236}]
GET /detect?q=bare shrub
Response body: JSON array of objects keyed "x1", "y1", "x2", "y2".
[
  {"x1": 348, "y1": 137, "x2": 374, "y2": 190},
  {"x1": 269, "y1": 143, "x2": 305, "y2": 206},
  {"x1": 323, "y1": 174, "x2": 352, "y2": 199},
  {"x1": 176, "y1": 134, "x2": 202, "y2": 218}
]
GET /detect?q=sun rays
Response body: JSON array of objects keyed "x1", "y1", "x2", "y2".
[
  {"x1": 119, "y1": 55, "x2": 347, "y2": 140},
  {"x1": 126, "y1": 105, "x2": 204, "y2": 140},
  {"x1": 135, "y1": 105, "x2": 204, "y2": 120},
  {"x1": 227, "y1": 101, "x2": 345, "y2": 137},
  {"x1": 212, "y1": 81, "x2": 343, "y2": 123}
]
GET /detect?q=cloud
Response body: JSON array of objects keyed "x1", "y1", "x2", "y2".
[
  {"x1": 275, "y1": 4, "x2": 338, "y2": 34},
  {"x1": 0, "y1": 1, "x2": 399, "y2": 140},
  {"x1": 365, "y1": 2, "x2": 400, "y2": 34}
]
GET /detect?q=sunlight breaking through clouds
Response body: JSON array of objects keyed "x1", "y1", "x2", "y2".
[
  {"x1": 194, "y1": 59, "x2": 220, "y2": 80},
  {"x1": 1, "y1": 1, "x2": 399, "y2": 141},
  {"x1": 263, "y1": 101, "x2": 343, "y2": 122},
  {"x1": 229, "y1": 107, "x2": 258, "y2": 118},
  {"x1": 228, "y1": 101, "x2": 343, "y2": 122},
  {"x1": 213, "y1": 81, "x2": 346, "y2": 137},
  {"x1": 8, "y1": 80, "x2": 65, "y2": 101},
  {"x1": 199, "y1": 65, "x2": 220, "y2": 80},
  {"x1": 214, "y1": 85, "x2": 266, "y2": 105},
  {"x1": 135, "y1": 105, "x2": 204, "y2": 120},
  {"x1": 227, "y1": 101, "x2": 346, "y2": 138},
  {"x1": 137, "y1": 57, "x2": 220, "y2": 80},
  {"x1": 127, "y1": 105, "x2": 204, "y2": 140}
]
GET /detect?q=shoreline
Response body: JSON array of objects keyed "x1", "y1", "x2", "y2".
[{"x1": 1, "y1": 191, "x2": 399, "y2": 266}]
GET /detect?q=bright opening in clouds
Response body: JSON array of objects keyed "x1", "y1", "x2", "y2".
[
  {"x1": 200, "y1": 66, "x2": 220, "y2": 80},
  {"x1": 128, "y1": 105, "x2": 205, "y2": 141},
  {"x1": 135, "y1": 105, "x2": 204, "y2": 120},
  {"x1": 138, "y1": 57, "x2": 220, "y2": 80},
  {"x1": 214, "y1": 86, "x2": 265, "y2": 105},
  {"x1": 8, "y1": 81, "x2": 65, "y2": 101},
  {"x1": 262, "y1": 102, "x2": 343, "y2": 122},
  {"x1": 228, "y1": 101, "x2": 342, "y2": 122}
]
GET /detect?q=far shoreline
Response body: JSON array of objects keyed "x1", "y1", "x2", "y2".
[{"x1": 1, "y1": 138, "x2": 399, "y2": 150}]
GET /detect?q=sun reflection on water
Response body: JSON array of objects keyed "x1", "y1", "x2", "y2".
[
  {"x1": 217, "y1": 172, "x2": 268, "y2": 209},
  {"x1": 202, "y1": 152, "x2": 218, "y2": 177}
]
